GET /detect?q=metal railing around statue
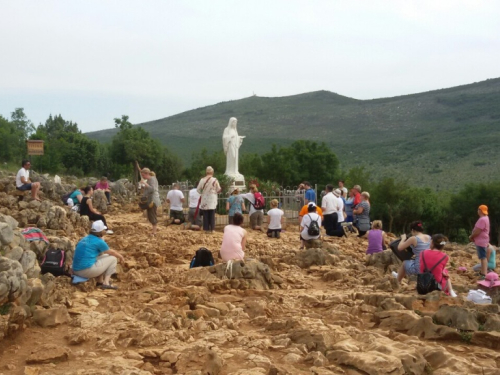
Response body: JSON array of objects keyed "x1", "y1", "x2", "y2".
[{"x1": 158, "y1": 182, "x2": 316, "y2": 228}]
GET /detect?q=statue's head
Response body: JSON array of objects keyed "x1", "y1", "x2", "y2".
[{"x1": 228, "y1": 117, "x2": 237, "y2": 129}]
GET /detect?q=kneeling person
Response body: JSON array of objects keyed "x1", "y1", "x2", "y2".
[
  {"x1": 300, "y1": 203, "x2": 322, "y2": 249},
  {"x1": 72, "y1": 221, "x2": 124, "y2": 290},
  {"x1": 167, "y1": 183, "x2": 185, "y2": 224},
  {"x1": 267, "y1": 199, "x2": 284, "y2": 238}
]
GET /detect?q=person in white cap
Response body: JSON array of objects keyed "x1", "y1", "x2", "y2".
[{"x1": 72, "y1": 220, "x2": 124, "y2": 290}]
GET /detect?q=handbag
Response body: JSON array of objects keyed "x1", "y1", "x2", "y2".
[
  {"x1": 194, "y1": 177, "x2": 212, "y2": 220},
  {"x1": 139, "y1": 195, "x2": 154, "y2": 210},
  {"x1": 390, "y1": 236, "x2": 414, "y2": 261}
]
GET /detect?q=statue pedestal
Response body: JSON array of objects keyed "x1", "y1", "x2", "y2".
[{"x1": 226, "y1": 173, "x2": 246, "y2": 192}]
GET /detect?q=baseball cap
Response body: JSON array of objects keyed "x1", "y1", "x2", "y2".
[
  {"x1": 308, "y1": 202, "x2": 317, "y2": 208},
  {"x1": 479, "y1": 205, "x2": 488, "y2": 215},
  {"x1": 91, "y1": 220, "x2": 107, "y2": 233}
]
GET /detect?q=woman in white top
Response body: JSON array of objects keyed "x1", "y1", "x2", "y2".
[
  {"x1": 267, "y1": 199, "x2": 284, "y2": 238},
  {"x1": 300, "y1": 203, "x2": 322, "y2": 249},
  {"x1": 196, "y1": 166, "x2": 221, "y2": 233}
]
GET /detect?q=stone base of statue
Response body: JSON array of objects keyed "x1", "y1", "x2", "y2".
[{"x1": 226, "y1": 173, "x2": 246, "y2": 192}]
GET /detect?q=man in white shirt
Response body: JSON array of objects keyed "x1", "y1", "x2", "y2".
[
  {"x1": 16, "y1": 160, "x2": 41, "y2": 201},
  {"x1": 321, "y1": 184, "x2": 339, "y2": 236},
  {"x1": 187, "y1": 184, "x2": 202, "y2": 228},
  {"x1": 166, "y1": 183, "x2": 185, "y2": 224},
  {"x1": 267, "y1": 199, "x2": 284, "y2": 238},
  {"x1": 334, "y1": 189, "x2": 345, "y2": 227}
]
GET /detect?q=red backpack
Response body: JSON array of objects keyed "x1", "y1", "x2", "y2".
[{"x1": 252, "y1": 192, "x2": 265, "y2": 210}]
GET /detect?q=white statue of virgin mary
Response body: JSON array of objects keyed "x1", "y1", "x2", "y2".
[{"x1": 223, "y1": 117, "x2": 245, "y2": 178}]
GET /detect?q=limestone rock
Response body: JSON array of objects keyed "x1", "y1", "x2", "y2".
[
  {"x1": 0, "y1": 222, "x2": 14, "y2": 246},
  {"x1": 33, "y1": 306, "x2": 70, "y2": 327},
  {"x1": 26, "y1": 344, "x2": 69, "y2": 364},
  {"x1": 209, "y1": 259, "x2": 274, "y2": 290},
  {"x1": 374, "y1": 310, "x2": 421, "y2": 331},
  {"x1": 0, "y1": 256, "x2": 28, "y2": 305},
  {"x1": 432, "y1": 305, "x2": 479, "y2": 331},
  {"x1": 175, "y1": 347, "x2": 222, "y2": 374},
  {"x1": 0, "y1": 214, "x2": 18, "y2": 230},
  {"x1": 333, "y1": 351, "x2": 404, "y2": 375},
  {"x1": 92, "y1": 189, "x2": 108, "y2": 214}
]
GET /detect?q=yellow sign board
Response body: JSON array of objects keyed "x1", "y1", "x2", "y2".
[{"x1": 26, "y1": 140, "x2": 44, "y2": 156}]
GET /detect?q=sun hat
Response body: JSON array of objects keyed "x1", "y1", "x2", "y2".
[
  {"x1": 333, "y1": 189, "x2": 341, "y2": 196},
  {"x1": 479, "y1": 205, "x2": 488, "y2": 215},
  {"x1": 478, "y1": 272, "x2": 500, "y2": 288},
  {"x1": 91, "y1": 220, "x2": 107, "y2": 233}
]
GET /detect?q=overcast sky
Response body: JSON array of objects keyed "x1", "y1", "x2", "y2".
[{"x1": 1, "y1": 0, "x2": 499, "y2": 133}]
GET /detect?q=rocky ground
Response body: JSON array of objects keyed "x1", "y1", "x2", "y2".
[{"x1": 1, "y1": 174, "x2": 500, "y2": 374}]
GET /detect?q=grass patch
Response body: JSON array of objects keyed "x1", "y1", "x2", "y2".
[
  {"x1": 0, "y1": 303, "x2": 12, "y2": 316},
  {"x1": 459, "y1": 330, "x2": 473, "y2": 344}
]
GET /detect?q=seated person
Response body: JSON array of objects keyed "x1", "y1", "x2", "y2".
[
  {"x1": 366, "y1": 220, "x2": 387, "y2": 255},
  {"x1": 392, "y1": 221, "x2": 430, "y2": 283},
  {"x1": 68, "y1": 188, "x2": 84, "y2": 207},
  {"x1": 187, "y1": 184, "x2": 202, "y2": 230},
  {"x1": 220, "y1": 213, "x2": 247, "y2": 262},
  {"x1": 300, "y1": 203, "x2": 322, "y2": 249},
  {"x1": 267, "y1": 199, "x2": 284, "y2": 238},
  {"x1": 80, "y1": 186, "x2": 113, "y2": 234},
  {"x1": 166, "y1": 183, "x2": 185, "y2": 224},
  {"x1": 473, "y1": 244, "x2": 496, "y2": 273},
  {"x1": 72, "y1": 220, "x2": 124, "y2": 290},
  {"x1": 95, "y1": 177, "x2": 112, "y2": 205},
  {"x1": 419, "y1": 234, "x2": 457, "y2": 297},
  {"x1": 16, "y1": 159, "x2": 41, "y2": 201}
]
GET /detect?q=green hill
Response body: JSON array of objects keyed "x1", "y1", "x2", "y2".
[{"x1": 87, "y1": 78, "x2": 500, "y2": 189}]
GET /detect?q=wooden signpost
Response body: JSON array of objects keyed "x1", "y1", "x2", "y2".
[{"x1": 26, "y1": 140, "x2": 44, "y2": 156}]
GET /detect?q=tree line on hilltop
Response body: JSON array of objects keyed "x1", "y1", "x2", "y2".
[{"x1": 0, "y1": 109, "x2": 498, "y2": 245}]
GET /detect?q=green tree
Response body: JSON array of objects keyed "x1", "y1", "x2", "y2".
[
  {"x1": 110, "y1": 115, "x2": 182, "y2": 184},
  {"x1": 184, "y1": 149, "x2": 225, "y2": 183}
]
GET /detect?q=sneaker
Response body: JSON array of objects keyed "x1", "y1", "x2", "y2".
[
  {"x1": 392, "y1": 271, "x2": 398, "y2": 279},
  {"x1": 450, "y1": 290, "x2": 458, "y2": 298},
  {"x1": 106, "y1": 230, "x2": 114, "y2": 235}
]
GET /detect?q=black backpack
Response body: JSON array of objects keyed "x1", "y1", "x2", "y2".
[
  {"x1": 190, "y1": 248, "x2": 215, "y2": 268},
  {"x1": 306, "y1": 214, "x2": 320, "y2": 236},
  {"x1": 40, "y1": 248, "x2": 66, "y2": 276},
  {"x1": 62, "y1": 190, "x2": 74, "y2": 205},
  {"x1": 416, "y1": 252, "x2": 448, "y2": 295}
]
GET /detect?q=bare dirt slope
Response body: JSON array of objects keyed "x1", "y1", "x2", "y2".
[{"x1": 2, "y1": 211, "x2": 500, "y2": 375}]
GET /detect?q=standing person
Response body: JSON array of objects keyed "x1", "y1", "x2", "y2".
[
  {"x1": 220, "y1": 213, "x2": 247, "y2": 262},
  {"x1": 366, "y1": 220, "x2": 387, "y2": 255},
  {"x1": 187, "y1": 183, "x2": 202, "y2": 229},
  {"x1": 304, "y1": 181, "x2": 316, "y2": 205},
  {"x1": 226, "y1": 188, "x2": 245, "y2": 224},
  {"x1": 72, "y1": 220, "x2": 124, "y2": 290},
  {"x1": 139, "y1": 167, "x2": 161, "y2": 237},
  {"x1": 79, "y1": 186, "x2": 113, "y2": 234},
  {"x1": 469, "y1": 205, "x2": 490, "y2": 279},
  {"x1": 241, "y1": 184, "x2": 264, "y2": 231},
  {"x1": 300, "y1": 203, "x2": 322, "y2": 249},
  {"x1": 95, "y1": 177, "x2": 112, "y2": 205},
  {"x1": 15, "y1": 159, "x2": 41, "y2": 201},
  {"x1": 352, "y1": 191, "x2": 370, "y2": 237},
  {"x1": 344, "y1": 189, "x2": 354, "y2": 223},
  {"x1": 197, "y1": 166, "x2": 221, "y2": 233},
  {"x1": 321, "y1": 185, "x2": 339, "y2": 236},
  {"x1": 334, "y1": 189, "x2": 345, "y2": 228},
  {"x1": 295, "y1": 183, "x2": 305, "y2": 210},
  {"x1": 338, "y1": 180, "x2": 348, "y2": 197},
  {"x1": 392, "y1": 221, "x2": 431, "y2": 283},
  {"x1": 419, "y1": 234, "x2": 457, "y2": 297},
  {"x1": 352, "y1": 185, "x2": 362, "y2": 206},
  {"x1": 166, "y1": 183, "x2": 185, "y2": 225},
  {"x1": 267, "y1": 199, "x2": 284, "y2": 238}
]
